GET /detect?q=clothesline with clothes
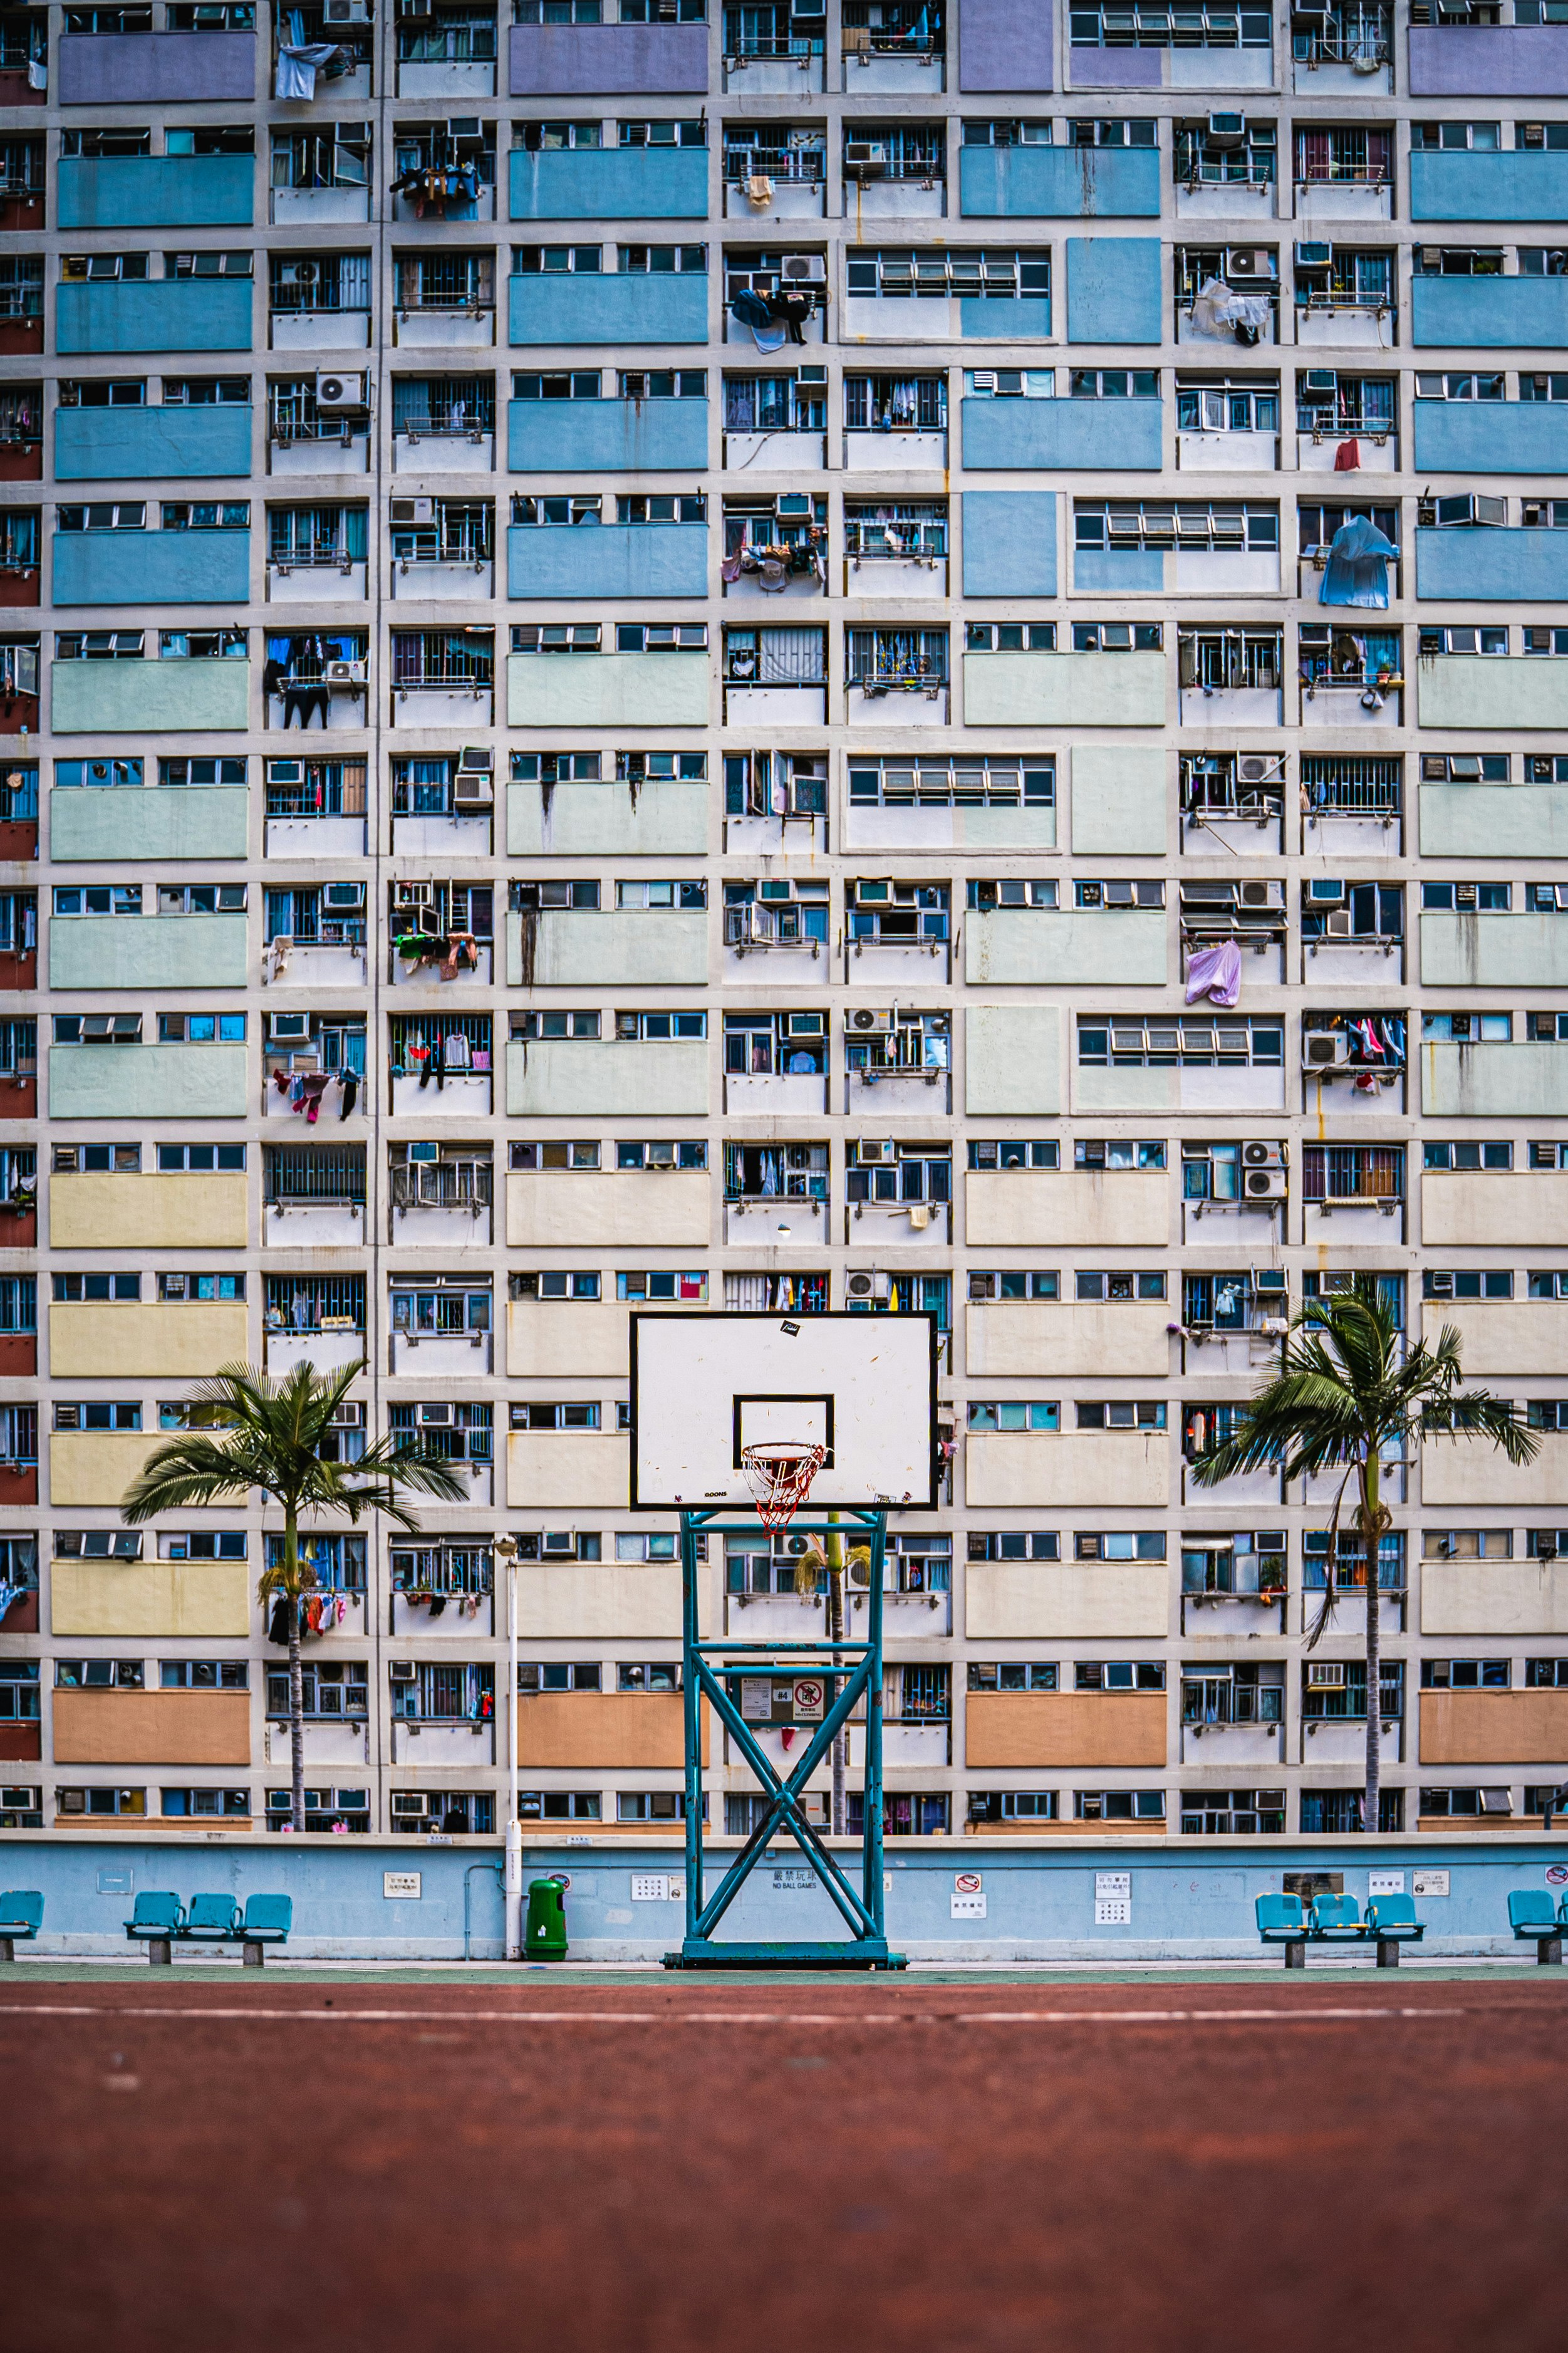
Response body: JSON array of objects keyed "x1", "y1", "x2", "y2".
[
  {"x1": 265, "y1": 633, "x2": 364, "y2": 730},
  {"x1": 271, "y1": 1065, "x2": 361, "y2": 1123},
  {"x1": 274, "y1": 9, "x2": 351, "y2": 100},
  {"x1": 394, "y1": 926, "x2": 483, "y2": 980},
  {"x1": 389, "y1": 162, "x2": 482, "y2": 219},
  {"x1": 267, "y1": 1592, "x2": 354, "y2": 1644},
  {"x1": 392, "y1": 1031, "x2": 492, "y2": 1088},
  {"x1": 730, "y1": 285, "x2": 819, "y2": 350}
]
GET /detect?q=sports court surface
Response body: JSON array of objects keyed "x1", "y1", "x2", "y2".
[{"x1": 4, "y1": 1973, "x2": 1564, "y2": 2351}]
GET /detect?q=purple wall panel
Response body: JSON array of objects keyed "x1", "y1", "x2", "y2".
[
  {"x1": 508, "y1": 24, "x2": 708, "y2": 95},
  {"x1": 58, "y1": 31, "x2": 256, "y2": 103},
  {"x1": 1409, "y1": 24, "x2": 1568, "y2": 94},
  {"x1": 957, "y1": 0, "x2": 1054, "y2": 91}
]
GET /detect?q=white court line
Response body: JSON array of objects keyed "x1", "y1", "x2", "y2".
[{"x1": 0, "y1": 2002, "x2": 1469, "y2": 2026}]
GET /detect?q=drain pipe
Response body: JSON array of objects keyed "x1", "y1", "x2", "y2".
[{"x1": 497, "y1": 1540, "x2": 522, "y2": 1956}]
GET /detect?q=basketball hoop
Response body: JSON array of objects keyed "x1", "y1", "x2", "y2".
[{"x1": 740, "y1": 1443, "x2": 826, "y2": 1533}]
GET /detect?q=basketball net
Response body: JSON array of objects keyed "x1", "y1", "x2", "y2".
[{"x1": 740, "y1": 1443, "x2": 827, "y2": 1534}]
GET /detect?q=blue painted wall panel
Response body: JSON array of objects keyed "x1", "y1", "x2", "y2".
[
  {"x1": 959, "y1": 144, "x2": 1160, "y2": 218},
  {"x1": 507, "y1": 397, "x2": 709, "y2": 473},
  {"x1": 962, "y1": 491, "x2": 1057, "y2": 596},
  {"x1": 507, "y1": 145, "x2": 709, "y2": 221},
  {"x1": 56, "y1": 279, "x2": 254, "y2": 355},
  {"x1": 1415, "y1": 524, "x2": 1568, "y2": 603},
  {"x1": 58, "y1": 155, "x2": 254, "y2": 230},
  {"x1": 1410, "y1": 150, "x2": 1568, "y2": 223},
  {"x1": 508, "y1": 270, "x2": 708, "y2": 346},
  {"x1": 55, "y1": 402, "x2": 254, "y2": 481},
  {"x1": 53, "y1": 530, "x2": 251, "y2": 607},
  {"x1": 1413, "y1": 399, "x2": 1568, "y2": 475},
  {"x1": 1074, "y1": 546, "x2": 1165, "y2": 593},
  {"x1": 1066, "y1": 235, "x2": 1162, "y2": 343},
  {"x1": 959, "y1": 295, "x2": 1052, "y2": 338},
  {"x1": 1411, "y1": 275, "x2": 1568, "y2": 349},
  {"x1": 961, "y1": 394, "x2": 1163, "y2": 470},
  {"x1": 506, "y1": 524, "x2": 707, "y2": 600}
]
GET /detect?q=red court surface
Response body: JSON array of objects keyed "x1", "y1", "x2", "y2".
[{"x1": 3, "y1": 1978, "x2": 1564, "y2": 2352}]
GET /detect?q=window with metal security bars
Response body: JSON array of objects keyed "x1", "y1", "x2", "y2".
[
  {"x1": 1295, "y1": 127, "x2": 1390, "y2": 185},
  {"x1": 268, "y1": 506, "x2": 368, "y2": 566},
  {"x1": 390, "y1": 1536, "x2": 494, "y2": 1587},
  {"x1": 392, "y1": 377, "x2": 497, "y2": 436},
  {"x1": 1301, "y1": 1659, "x2": 1404, "y2": 1719},
  {"x1": 847, "y1": 626, "x2": 947, "y2": 686},
  {"x1": 723, "y1": 128, "x2": 824, "y2": 184},
  {"x1": 269, "y1": 254, "x2": 370, "y2": 314},
  {"x1": 390, "y1": 1663, "x2": 494, "y2": 1721},
  {"x1": 1302, "y1": 1145, "x2": 1403, "y2": 1203},
  {"x1": 266, "y1": 1662, "x2": 368, "y2": 1716},
  {"x1": 395, "y1": 253, "x2": 494, "y2": 311},
  {"x1": 263, "y1": 1145, "x2": 365, "y2": 1206},
  {"x1": 843, "y1": 374, "x2": 947, "y2": 431},
  {"x1": 264, "y1": 1274, "x2": 365, "y2": 1335},
  {"x1": 1181, "y1": 1530, "x2": 1285, "y2": 1596},
  {"x1": 1296, "y1": 373, "x2": 1394, "y2": 441},
  {"x1": 391, "y1": 631, "x2": 493, "y2": 689},
  {"x1": 1178, "y1": 627, "x2": 1281, "y2": 691},
  {"x1": 1176, "y1": 119, "x2": 1275, "y2": 185},
  {"x1": 1301, "y1": 756, "x2": 1400, "y2": 815},
  {"x1": 1303, "y1": 1530, "x2": 1404, "y2": 1592},
  {"x1": 265, "y1": 1535, "x2": 366, "y2": 1594},
  {"x1": 387, "y1": 1015, "x2": 491, "y2": 1077}
]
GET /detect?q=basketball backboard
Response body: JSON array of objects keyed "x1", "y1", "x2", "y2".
[{"x1": 628, "y1": 1311, "x2": 939, "y2": 1510}]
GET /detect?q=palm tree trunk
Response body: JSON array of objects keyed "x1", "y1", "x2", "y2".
[
  {"x1": 1361, "y1": 1457, "x2": 1381, "y2": 1837},
  {"x1": 286, "y1": 1509, "x2": 306, "y2": 1834}
]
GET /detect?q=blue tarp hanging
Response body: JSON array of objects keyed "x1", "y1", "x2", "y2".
[{"x1": 1319, "y1": 514, "x2": 1399, "y2": 610}]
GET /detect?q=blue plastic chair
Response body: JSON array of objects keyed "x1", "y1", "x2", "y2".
[
  {"x1": 1365, "y1": 1895, "x2": 1425, "y2": 1966},
  {"x1": 182, "y1": 1893, "x2": 241, "y2": 1940},
  {"x1": 0, "y1": 1891, "x2": 42, "y2": 1963},
  {"x1": 240, "y1": 1894, "x2": 293, "y2": 1965},
  {"x1": 1509, "y1": 1889, "x2": 1566, "y2": 1964},
  {"x1": 1256, "y1": 1891, "x2": 1309, "y2": 1967},
  {"x1": 125, "y1": 1892, "x2": 184, "y2": 1962},
  {"x1": 1310, "y1": 1891, "x2": 1367, "y2": 1942}
]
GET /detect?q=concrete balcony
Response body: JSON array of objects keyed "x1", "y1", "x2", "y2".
[
  {"x1": 389, "y1": 1581, "x2": 493, "y2": 1637},
  {"x1": 963, "y1": 650, "x2": 1165, "y2": 728},
  {"x1": 839, "y1": 46, "x2": 945, "y2": 91},
  {"x1": 1295, "y1": 427, "x2": 1393, "y2": 475},
  {"x1": 509, "y1": 20, "x2": 707, "y2": 94},
  {"x1": 266, "y1": 1199, "x2": 365, "y2": 1251},
  {"x1": 508, "y1": 271, "x2": 709, "y2": 348},
  {"x1": 392, "y1": 307, "x2": 495, "y2": 353},
  {"x1": 390, "y1": 1326, "x2": 492, "y2": 1382},
  {"x1": 49, "y1": 784, "x2": 249, "y2": 863},
  {"x1": 388, "y1": 1197, "x2": 490, "y2": 1251},
  {"x1": 505, "y1": 523, "x2": 707, "y2": 601},
  {"x1": 1180, "y1": 1326, "x2": 1284, "y2": 1377},
  {"x1": 49, "y1": 1041, "x2": 248, "y2": 1120},
  {"x1": 1416, "y1": 655, "x2": 1568, "y2": 733},
  {"x1": 57, "y1": 29, "x2": 256, "y2": 102},
  {"x1": 507, "y1": 650, "x2": 709, "y2": 731},
  {"x1": 1181, "y1": 682, "x2": 1282, "y2": 728},
  {"x1": 1173, "y1": 178, "x2": 1279, "y2": 224},
  {"x1": 391, "y1": 426, "x2": 487, "y2": 475},
  {"x1": 1416, "y1": 526, "x2": 1568, "y2": 605},
  {"x1": 507, "y1": 778, "x2": 707, "y2": 858},
  {"x1": 264, "y1": 1327, "x2": 365, "y2": 1377},
  {"x1": 390, "y1": 813, "x2": 490, "y2": 860},
  {"x1": 1299, "y1": 679, "x2": 1400, "y2": 731},
  {"x1": 844, "y1": 427, "x2": 946, "y2": 472},
  {"x1": 277, "y1": 941, "x2": 368, "y2": 993},
  {"x1": 387, "y1": 558, "x2": 485, "y2": 603},
  {"x1": 507, "y1": 397, "x2": 709, "y2": 474},
  {"x1": 1421, "y1": 910, "x2": 1568, "y2": 991},
  {"x1": 1294, "y1": 177, "x2": 1391, "y2": 226},
  {"x1": 722, "y1": 1068, "x2": 828, "y2": 1120},
  {"x1": 56, "y1": 279, "x2": 253, "y2": 357},
  {"x1": 506, "y1": 1038, "x2": 708, "y2": 1118},
  {"x1": 389, "y1": 1721, "x2": 495, "y2": 1768},
  {"x1": 840, "y1": 294, "x2": 1049, "y2": 343},
  {"x1": 506, "y1": 1167, "x2": 709, "y2": 1251},
  {"x1": 58, "y1": 155, "x2": 253, "y2": 230},
  {"x1": 53, "y1": 530, "x2": 250, "y2": 609},
  {"x1": 271, "y1": 185, "x2": 372, "y2": 228},
  {"x1": 55, "y1": 402, "x2": 253, "y2": 483},
  {"x1": 1295, "y1": 300, "x2": 1393, "y2": 352},
  {"x1": 1412, "y1": 276, "x2": 1568, "y2": 350},
  {"x1": 965, "y1": 909, "x2": 1167, "y2": 988},
  {"x1": 723, "y1": 173, "x2": 824, "y2": 219},
  {"x1": 507, "y1": 145, "x2": 707, "y2": 220},
  {"x1": 725, "y1": 681, "x2": 825, "y2": 726},
  {"x1": 846, "y1": 681, "x2": 947, "y2": 728},
  {"x1": 49, "y1": 912, "x2": 247, "y2": 993},
  {"x1": 506, "y1": 907, "x2": 708, "y2": 989},
  {"x1": 724, "y1": 426, "x2": 826, "y2": 470},
  {"x1": 1180, "y1": 1719, "x2": 1284, "y2": 1769},
  {"x1": 846, "y1": 1064, "x2": 950, "y2": 1115},
  {"x1": 395, "y1": 56, "x2": 496, "y2": 97},
  {"x1": 1421, "y1": 1041, "x2": 1568, "y2": 1120},
  {"x1": 391, "y1": 684, "x2": 494, "y2": 730},
  {"x1": 958, "y1": 143, "x2": 1160, "y2": 218},
  {"x1": 384, "y1": 1068, "x2": 490, "y2": 1121},
  {"x1": 271, "y1": 307, "x2": 371, "y2": 354},
  {"x1": 1301, "y1": 1719, "x2": 1401, "y2": 1769}
]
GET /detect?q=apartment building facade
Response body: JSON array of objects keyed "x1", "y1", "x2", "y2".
[{"x1": 3, "y1": 0, "x2": 1568, "y2": 1845}]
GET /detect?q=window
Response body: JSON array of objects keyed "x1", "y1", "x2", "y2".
[
  {"x1": 1419, "y1": 1787, "x2": 1512, "y2": 1819},
  {"x1": 1303, "y1": 1531, "x2": 1404, "y2": 1594},
  {"x1": 1422, "y1": 1657, "x2": 1509, "y2": 1689},
  {"x1": 1526, "y1": 1658, "x2": 1568, "y2": 1688},
  {"x1": 1411, "y1": 120, "x2": 1500, "y2": 150},
  {"x1": 968, "y1": 1792, "x2": 1061, "y2": 1823},
  {"x1": 53, "y1": 1402, "x2": 141, "y2": 1431},
  {"x1": 519, "y1": 1790, "x2": 602, "y2": 1820},
  {"x1": 1176, "y1": 117, "x2": 1277, "y2": 185},
  {"x1": 849, "y1": 756, "x2": 1052, "y2": 810},
  {"x1": 510, "y1": 1402, "x2": 601, "y2": 1430},
  {"x1": 1077, "y1": 1661, "x2": 1165, "y2": 1691},
  {"x1": 56, "y1": 1788, "x2": 147, "y2": 1818},
  {"x1": 968, "y1": 1140, "x2": 1060, "y2": 1171},
  {"x1": 616, "y1": 1271, "x2": 708, "y2": 1301},
  {"x1": 1077, "y1": 1137, "x2": 1166, "y2": 1169},
  {"x1": 1425, "y1": 1270, "x2": 1512, "y2": 1300},
  {"x1": 1075, "y1": 1270, "x2": 1167, "y2": 1300},
  {"x1": 1424, "y1": 1011, "x2": 1512, "y2": 1043},
  {"x1": 616, "y1": 880, "x2": 707, "y2": 910},
  {"x1": 264, "y1": 1785, "x2": 370, "y2": 1832},
  {"x1": 1295, "y1": 373, "x2": 1395, "y2": 438},
  {"x1": 1421, "y1": 627, "x2": 1508, "y2": 657},
  {"x1": 0, "y1": 1664, "x2": 39, "y2": 1722},
  {"x1": 967, "y1": 1402, "x2": 1059, "y2": 1431},
  {"x1": 510, "y1": 1011, "x2": 600, "y2": 1041},
  {"x1": 968, "y1": 1271, "x2": 1059, "y2": 1301},
  {"x1": 157, "y1": 1531, "x2": 248, "y2": 1561},
  {"x1": 1302, "y1": 1145, "x2": 1404, "y2": 1203},
  {"x1": 1295, "y1": 126, "x2": 1391, "y2": 184},
  {"x1": 56, "y1": 1659, "x2": 144, "y2": 1689},
  {"x1": 844, "y1": 249, "x2": 1049, "y2": 302},
  {"x1": 1078, "y1": 1017, "x2": 1283, "y2": 1068},
  {"x1": 264, "y1": 1274, "x2": 365, "y2": 1337},
  {"x1": 56, "y1": 503, "x2": 145, "y2": 534},
  {"x1": 159, "y1": 1660, "x2": 248, "y2": 1690},
  {"x1": 848, "y1": 627, "x2": 949, "y2": 686},
  {"x1": 618, "y1": 622, "x2": 707, "y2": 654},
  {"x1": 54, "y1": 1531, "x2": 143, "y2": 1559},
  {"x1": 1180, "y1": 1789, "x2": 1286, "y2": 1835},
  {"x1": 1076, "y1": 501, "x2": 1277, "y2": 553},
  {"x1": 1181, "y1": 1530, "x2": 1286, "y2": 1596},
  {"x1": 968, "y1": 1531, "x2": 1059, "y2": 1561},
  {"x1": 53, "y1": 1273, "x2": 140, "y2": 1302},
  {"x1": 844, "y1": 373, "x2": 947, "y2": 431},
  {"x1": 1077, "y1": 1402, "x2": 1166, "y2": 1429},
  {"x1": 1529, "y1": 1402, "x2": 1568, "y2": 1432},
  {"x1": 619, "y1": 243, "x2": 706, "y2": 274},
  {"x1": 1532, "y1": 1143, "x2": 1568, "y2": 1169},
  {"x1": 158, "y1": 1014, "x2": 246, "y2": 1043},
  {"x1": 1074, "y1": 1790, "x2": 1166, "y2": 1820},
  {"x1": 1076, "y1": 1532, "x2": 1167, "y2": 1560},
  {"x1": 61, "y1": 253, "x2": 150, "y2": 284},
  {"x1": 1072, "y1": 0, "x2": 1267, "y2": 42},
  {"x1": 615, "y1": 1011, "x2": 706, "y2": 1039},
  {"x1": 161, "y1": 1788, "x2": 249, "y2": 1818},
  {"x1": 616, "y1": 1140, "x2": 707, "y2": 1170}
]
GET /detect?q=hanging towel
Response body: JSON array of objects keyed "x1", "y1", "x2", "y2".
[
  {"x1": 1333, "y1": 437, "x2": 1361, "y2": 472},
  {"x1": 1185, "y1": 939, "x2": 1243, "y2": 1009},
  {"x1": 908, "y1": 1203, "x2": 931, "y2": 1231},
  {"x1": 274, "y1": 41, "x2": 340, "y2": 100}
]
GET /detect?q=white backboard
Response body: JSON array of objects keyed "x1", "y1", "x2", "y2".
[{"x1": 628, "y1": 1312, "x2": 939, "y2": 1511}]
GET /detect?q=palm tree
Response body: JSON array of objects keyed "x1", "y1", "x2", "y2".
[
  {"x1": 122, "y1": 1360, "x2": 465, "y2": 1833},
  {"x1": 1189, "y1": 1276, "x2": 1537, "y2": 1834}
]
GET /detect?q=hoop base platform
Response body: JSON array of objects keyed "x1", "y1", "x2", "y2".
[{"x1": 662, "y1": 1939, "x2": 908, "y2": 1971}]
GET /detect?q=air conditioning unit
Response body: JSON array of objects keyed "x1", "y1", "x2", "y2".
[
  {"x1": 1306, "y1": 1662, "x2": 1346, "y2": 1688},
  {"x1": 1303, "y1": 367, "x2": 1337, "y2": 392},
  {"x1": 1208, "y1": 111, "x2": 1247, "y2": 143},
  {"x1": 325, "y1": 659, "x2": 365, "y2": 686},
  {"x1": 1324, "y1": 907, "x2": 1353, "y2": 938},
  {"x1": 1245, "y1": 1167, "x2": 1287, "y2": 1200},
  {"x1": 391, "y1": 1793, "x2": 428, "y2": 1817},
  {"x1": 1238, "y1": 879, "x2": 1285, "y2": 911},
  {"x1": 1319, "y1": 1269, "x2": 1353, "y2": 1293},
  {"x1": 856, "y1": 879, "x2": 891, "y2": 903},
  {"x1": 324, "y1": 0, "x2": 371, "y2": 18},
  {"x1": 969, "y1": 370, "x2": 997, "y2": 392},
  {"x1": 1238, "y1": 755, "x2": 1284, "y2": 787},
  {"x1": 269, "y1": 760, "x2": 303, "y2": 785},
  {"x1": 452, "y1": 770, "x2": 492, "y2": 808},
  {"x1": 1520, "y1": 122, "x2": 1547, "y2": 147},
  {"x1": 1307, "y1": 879, "x2": 1346, "y2": 904},
  {"x1": 269, "y1": 1012, "x2": 310, "y2": 1042},
  {"x1": 542, "y1": 1530, "x2": 576, "y2": 1555},
  {"x1": 844, "y1": 141, "x2": 887, "y2": 179},
  {"x1": 1243, "y1": 1141, "x2": 1285, "y2": 1169},
  {"x1": 1227, "y1": 247, "x2": 1274, "y2": 279},
  {"x1": 324, "y1": 881, "x2": 365, "y2": 910},
  {"x1": 1427, "y1": 1270, "x2": 1455, "y2": 1298},
  {"x1": 779, "y1": 253, "x2": 827, "y2": 283},
  {"x1": 1295, "y1": 242, "x2": 1332, "y2": 267},
  {"x1": 390, "y1": 497, "x2": 435, "y2": 526},
  {"x1": 856, "y1": 1139, "x2": 896, "y2": 1164},
  {"x1": 418, "y1": 1402, "x2": 454, "y2": 1426},
  {"x1": 776, "y1": 493, "x2": 813, "y2": 520},
  {"x1": 848, "y1": 1007, "x2": 893, "y2": 1034},
  {"x1": 281, "y1": 259, "x2": 319, "y2": 286},
  {"x1": 845, "y1": 1268, "x2": 891, "y2": 1302},
  {"x1": 787, "y1": 1011, "x2": 825, "y2": 1037},
  {"x1": 797, "y1": 364, "x2": 827, "y2": 384},
  {"x1": 1455, "y1": 881, "x2": 1478, "y2": 908},
  {"x1": 389, "y1": 1660, "x2": 417, "y2": 1683},
  {"x1": 316, "y1": 371, "x2": 365, "y2": 412},
  {"x1": 1304, "y1": 1031, "x2": 1349, "y2": 1068},
  {"x1": 1254, "y1": 1268, "x2": 1288, "y2": 1295}
]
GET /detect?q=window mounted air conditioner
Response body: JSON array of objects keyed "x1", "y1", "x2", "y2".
[
  {"x1": 1303, "y1": 368, "x2": 1337, "y2": 392},
  {"x1": 269, "y1": 760, "x2": 303, "y2": 785},
  {"x1": 776, "y1": 493, "x2": 813, "y2": 519},
  {"x1": 1303, "y1": 1031, "x2": 1349, "y2": 1067},
  {"x1": 391, "y1": 1792, "x2": 427, "y2": 1817},
  {"x1": 1455, "y1": 882, "x2": 1478, "y2": 908},
  {"x1": 848, "y1": 1007, "x2": 895, "y2": 1033},
  {"x1": 1207, "y1": 112, "x2": 1247, "y2": 144},
  {"x1": 269, "y1": 1012, "x2": 310, "y2": 1041},
  {"x1": 844, "y1": 142, "x2": 887, "y2": 179},
  {"x1": 324, "y1": 881, "x2": 365, "y2": 910},
  {"x1": 856, "y1": 1139, "x2": 896, "y2": 1164},
  {"x1": 969, "y1": 370, "x2": 997, "y2": 392},
  {"x1": 391, "y1": 498, "x2": 435, "y2": 526},
  {"x1": 845, "y1": 1268, "x2": 891, "y2": 1302},
  {"x1": 1307, "y1": 879, "x2": 1345, "y2": 903},
  {"x1": 407, "y1": 1139, "x2": 439, "y2": 1162},
  {"x1": 1306, "y1": 1662, "x2": 1345, "y2": 1687},
  {"x1": 389, "y1": 1660, "x2": 417, "y2": 1682},
  {"x1": 779, "y1": 254, "x2": 827, "y2": 284},
  {"x1": 856, "y1": 879, "x2": 891, "y2": 902},
  {"x1": 787, "y1": 1011, "x2": 825, "y2": 1036},
  {"x1": 316, "y1": 372, "x2": 366, "y2": 412},
  {"x1": 1227, "y1": 247, "x2": 1274, "y2": 279},
  {"x1": 452, "y1": 770, "x2": 492, "y2": 807},
  {"x1": 1295, "y1": 243, "x2": 1332, "y2": 269},
  {"x1": 1238, "y1": 756, "x2": 1284, "y2": 788},
  {"x1": 1254, "y1": 1266, "x2": 1288, "y2": 1293},
  {"x1": 1323, "y1": 907, "x2": 1353, "y2": 937},
  {"x1": 418, "y1": 1402, "x2": 454, "y2": 1425}
]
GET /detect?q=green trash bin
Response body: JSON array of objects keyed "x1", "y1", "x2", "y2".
[{"x1": 526, "y1": 1875, "x2": 569, "y2": 1961}]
